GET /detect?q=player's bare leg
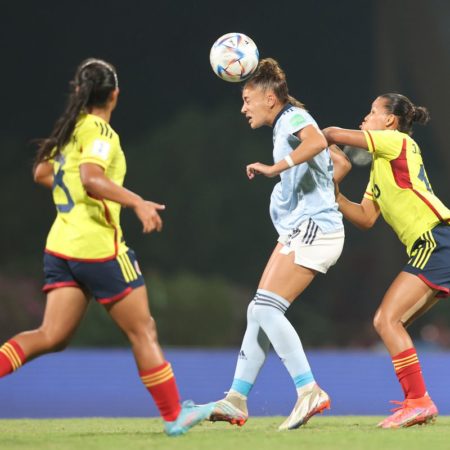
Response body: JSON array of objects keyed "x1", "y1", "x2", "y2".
[
  {"x1": 0, "y1": 287, "x2": 88, "y2": 378},
  {"x1": 373, "y1": 272, "x2": 439, "y2": 428},
  {"x1": 105, "y1": 285, "x2": 164, "y2": 370},
  {"x1": 106, "y1": 286, "x2": 213, "y2": 436},
  {"x1": 12, "y1": 287, "x2": 88, "y2": 360},
  {"x1": 373, "y1": 272, "x2": 437, "y2": 357}
]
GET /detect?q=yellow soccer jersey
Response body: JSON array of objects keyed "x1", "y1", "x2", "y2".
[
  {"x1": 45, "y1": 114, "x2": 128, "y2": 260},
  {"x1": 363, "y1": 130, "x2": 450, "y2": 255}
]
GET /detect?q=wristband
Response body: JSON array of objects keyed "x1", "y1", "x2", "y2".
[{"x1": 284, "y1": 155, "x2": 295, "y2": 168}]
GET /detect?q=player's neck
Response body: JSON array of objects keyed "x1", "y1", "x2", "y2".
[
  {"x1": 88, "y1": 107, "x2": 112, "y2": 123},
  {"x1": 267, "y1": 103, "x2": 285, "y2": 127}
]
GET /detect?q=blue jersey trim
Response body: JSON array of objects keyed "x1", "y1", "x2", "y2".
[{"x1": 272, "y1": 103, "x2": 293, "y2": 128}]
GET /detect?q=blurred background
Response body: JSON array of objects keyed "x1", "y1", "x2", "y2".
[{"x1": 0, "y1": 1, "x2": 449, "y2": 353}]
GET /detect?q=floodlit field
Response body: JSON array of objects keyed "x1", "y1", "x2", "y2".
[{"x1": 1, "y1": 417, "x2": 449, "y2": 450}]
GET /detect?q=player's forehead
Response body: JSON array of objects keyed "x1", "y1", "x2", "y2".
[
  {"x1": 242, "y1": 84, "x2": 263, "y2": 101},
  {"x1": 371, "y1": 96, "x2": 388, "y2": 111}
]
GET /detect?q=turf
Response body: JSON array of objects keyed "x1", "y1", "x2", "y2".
[{"x1": 0, "y1": 417, "x2": 449, "y2": 450}]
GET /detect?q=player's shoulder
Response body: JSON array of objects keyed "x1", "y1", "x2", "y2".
[
  {"x1": 76, "y1": 114, "x2": 117, "y2": 141},
  {"x1": 279, "y1": 106, "x2": 314, "y2": 130},
  {"x1": 367, "y1": 129, "x2": 406, "y2": 143}
]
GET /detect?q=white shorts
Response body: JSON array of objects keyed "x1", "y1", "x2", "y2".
[{"x1": 278, "y1": 219, "x2": 345, "y2": 274}]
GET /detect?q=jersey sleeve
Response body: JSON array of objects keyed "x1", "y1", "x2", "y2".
[
  {"x1": 285, "y1": 109, "x2": 316, "y2": 135},
  {"x1": 363, "y1": 130, "x2": 403, "y2": 160},
  {"x1": 363, "y1": 168, "x2": 376, "y2": 202},
  {"x1": 363, "y1": 180, "x2": 374, "y2": 201},
  {"x1": 78, "y1": 122, "x2": 116, "y2": 170}
]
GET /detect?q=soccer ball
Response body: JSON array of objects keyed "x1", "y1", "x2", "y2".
[{"x1": 209, "y1": 33, "x2": 259, "y2": 82}]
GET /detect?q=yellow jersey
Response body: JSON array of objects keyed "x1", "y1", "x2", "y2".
[
  {"x1": 363, "y1": 130, "x2": 450, "y2": 255},
  {"x1": 45, "y1": 114, "x2": 128, "y2": 261}
]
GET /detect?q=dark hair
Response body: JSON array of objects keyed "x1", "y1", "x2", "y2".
[
  {"x1": 34, "y1": 58, "x2": 118, "y2": 166},
  {"x1": 379, "y1": 93, "x2": 430, "y2": 135},
  {"x1": 244, "y1": 58, "x2": 305, "y2": 109}
]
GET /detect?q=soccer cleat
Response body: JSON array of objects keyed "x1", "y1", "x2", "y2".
[
  {"x1": 377, "y1": 395, "x2": 438, "y2": 429},
  {"x1": 164, "y1": 400, "x2": 215, "y2": 436},
  {"x1": 278, "y1": 384, "x2": 331, "y2": 430},
  {"x1": 209, "y1": 393, "x2": 248, "y2": 426}
]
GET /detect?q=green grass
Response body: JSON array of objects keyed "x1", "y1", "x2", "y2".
[{"x1": 0, "y1": 417, "x2": 449, "y2": 450}]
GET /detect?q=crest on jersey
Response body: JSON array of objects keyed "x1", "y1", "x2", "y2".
[{"x1": 90, "y1": 139, "x2": 111, "y2": 160}]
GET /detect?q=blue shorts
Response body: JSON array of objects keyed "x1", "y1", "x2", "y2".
[
  {"x1": 43, "y1": 249, "x2": 145, "y2": 304},
  {"x1": 404, "y1": 223, "x2": 450, "y2": 298}
]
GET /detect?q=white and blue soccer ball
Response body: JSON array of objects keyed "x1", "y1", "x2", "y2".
[{"x1": 209, "y1": 33, "x2": 259, "y2": 82}]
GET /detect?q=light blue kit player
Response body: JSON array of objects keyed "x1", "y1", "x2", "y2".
[{"x1": 206, "y1": 58, "x2": 350, "y2": 431}]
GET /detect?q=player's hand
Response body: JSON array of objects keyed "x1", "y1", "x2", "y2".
[
  {"x1": 246, "y1": 162, "x2": 278, "y2": 179},
  {"x1": 133, "y1": 200, "x2": 165, "y2": 233}
]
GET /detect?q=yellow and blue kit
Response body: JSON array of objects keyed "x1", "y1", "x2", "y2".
[
  {"x1": 43, "y1": 114, "x2": 144, "y2": 302},
  {"x1": 363, "y1": 130, "x2": 450, "y2": 296}
]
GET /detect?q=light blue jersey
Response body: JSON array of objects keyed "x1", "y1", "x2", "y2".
[{"x1": 270, "y1": 104, "x2": 343, "y2": 235}]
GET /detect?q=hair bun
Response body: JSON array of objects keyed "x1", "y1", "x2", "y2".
[
  {"x1": 255, "y1": 58, "x2": 285, "y2": 82},
  {"x1": 412, "y1": 106, "x2": 430, "y2": 125}
]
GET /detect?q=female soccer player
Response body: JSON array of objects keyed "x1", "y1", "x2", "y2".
[
  {"x1": 209, "y1": 58, "x2": 348, "y2": 430},
  {"x1": 0, "y1": 58, "x2": 213, "y2": 436},
  {"x1": 323, "y1": 93, "x2": 450, "y2": 428}
]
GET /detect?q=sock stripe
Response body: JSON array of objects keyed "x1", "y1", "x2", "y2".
[
  {"x1": 254, "y1": 293, "x2": 288, "y2": 313},
  {"x1": 256, "y1": 289, "x2": 290, "y2": 308},
  {"x1": 231, "y1": 378, "x2": 253, "y2": 397},
  {"x1": 393, "y1": 355, "x2": 419, "y2": 367},
  {"x1": 141, "y1": 364, "x2": 174, "y2": 387},
  {"x1": 394, "y1": 357, "x2": 419, "y2": 371},
  {"x1": 391, "y1": 348, "x2": 426, "y2": 399},
  {"x1": 392, "y1": 353, "x2": 417, "y2": 364},
  {"x1": 254, "y1": 299, "x2": 287, "y2": 314},
  {"x1": 141, "y1": 368, "x2": 172, "y2": 383},
  {"x1": 0, "y1": 343, "x2": 21, "y2": 370},
  {"x1": 293, "y1": 370, "x2": 315, "y2": 388}
]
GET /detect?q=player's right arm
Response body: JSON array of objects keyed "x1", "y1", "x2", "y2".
[
  {"x1": 33, "y1": 161, "x2": 54, "y2": 189},
  {"x1": 80, "y1": 163, "x2": 165, "y2": 233},
  {"x1": 335, "y1": 187, "x2": 380, "y2": 230},
  {"x1": 322, "y1": 127, "x2": 368, "y2": 150}
]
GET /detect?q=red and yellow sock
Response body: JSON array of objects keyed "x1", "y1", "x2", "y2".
[
  {"x1": 0, "y1": 339, "x2": 26, "y2": 377},
  {"x1": 392, "y1": 348, "x2": 426, "y2": 399},
  {"x1": 140, "y1": 361, "x2": 181, "y2": 421}
]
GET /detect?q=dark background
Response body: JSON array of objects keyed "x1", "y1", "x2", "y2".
[{"x1": 0, "y1": 0, "x2": 449, "y2": 348}]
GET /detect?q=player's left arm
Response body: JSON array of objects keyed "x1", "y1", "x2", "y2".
[
  {"x1": 33, "y1": 161, "x2": 54, "y2": 189},
  {"x1": 322, "y1": 127, "x2": 369, "y2": 150},
  {"x1": 246, "y1": 124, "x2": 327, "y2": 179}
]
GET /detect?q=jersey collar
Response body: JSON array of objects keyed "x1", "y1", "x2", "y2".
[{"x1": 272, "y1": 103, "x2": 293, "y2": 128}]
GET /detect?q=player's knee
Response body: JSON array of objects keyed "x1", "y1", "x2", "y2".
[
  {"x1": 127, "y1": 316, "x2": 159, "y2": 346},
  {"x1": 373, "y1": 308, "x2": 396, "y2": 336},
  {"x1": 252, "y1": 303, "x2": 276, "y2": 323},
  {"x1": 38, "y1": 327, "x2": 71, "y2": 353},
  {"x1": 246, "y1": 300, "x2": 256, "y2": 320}
]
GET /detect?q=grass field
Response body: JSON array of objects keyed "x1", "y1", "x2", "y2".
[{"x1": 0, "y1": 417, "x2": 449, "y2": 450}]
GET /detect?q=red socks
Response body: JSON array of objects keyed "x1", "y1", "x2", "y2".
[
  {"x1": 392, "y1": 348, "x2": 426, "y2": 399},
  {"x1": 0, "y1": 339, "x2": 26, "y2": 377},
  {"x1": 140, "y1": 361, "x2": 181, "y2": 421}
]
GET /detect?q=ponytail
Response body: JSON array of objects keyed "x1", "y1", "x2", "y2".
[
  {"x1": 380, "y1": 93, "x2": 430, "y2": 135},
  {"x1": 34, "y1": 58, "x2": 118, "y2": 166},
  {"x1": 412, "y1": 106, "x2": 430, "y2": 125}
]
